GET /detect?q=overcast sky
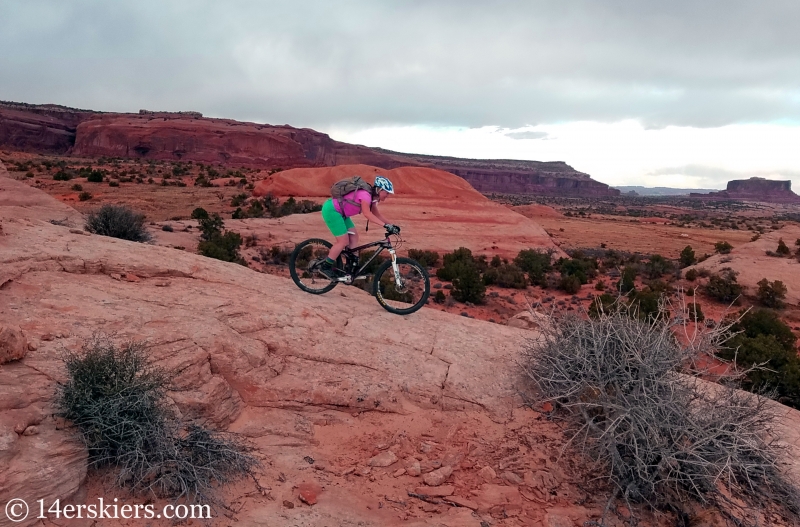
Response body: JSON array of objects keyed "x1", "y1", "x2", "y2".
[{"x1": 2, "y1": 0, "x2": 799, "y2": 188}]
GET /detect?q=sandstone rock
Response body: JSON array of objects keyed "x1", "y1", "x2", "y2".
[
  {"x1": 392, "y1": 468, "x2": 406, "y2": 477},
  {"x1": 405, "y1": 458, "x2": 422, "y2": 477},
  {"x1": 446, "y1": 495, "x2": 479, "y2": 510},
  {"x1": 507, "y1": 310, "x2": 551, "y2": 331},
  {"x1": 422, "y1": 465, "x2": 453, "y2": 486},
  {"x1": 0, "y1": 325, "x2": 27, "y2": 364},
  {"x1": 469, "y1": 483, "x2": 522, "y2": 514},
  {"x1": 414, "y1": 485, "x2": 454, "y2": 497},
  {"x1": 478, "y1": 465, "x2": 497, "y2": 481},
  {"x1": 544, "y1": 512, "x2": 574, "y2": 527},
  {"x1": 22, "y1": 426, "x2": 39, "y2": 436},
  {"x1": 419, "y1": 458, "x2": 442, "y2": 473},
  {"x1": 368, "y1": 450, "x2": 398, "y2": 467},
  {"x1": 501, "y1": 471, "x2": 523, "y2": 485},
  {"x1": 297, "y1": 481, "x2": 322, "y2": 505}
]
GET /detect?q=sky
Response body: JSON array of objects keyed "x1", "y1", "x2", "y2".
[{"x1": 2, "y1": 0, "x2": 800, "y2": 189}]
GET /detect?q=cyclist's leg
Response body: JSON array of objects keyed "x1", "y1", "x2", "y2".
[{"x1": 321, "y1": 200, "x2": 351, "y2": 262}]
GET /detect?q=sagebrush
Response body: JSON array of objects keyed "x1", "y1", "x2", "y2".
[
  {"x1": 85, "y1": 204, "x2": 152, "y2": 242},
  {"x1": 521, "y1": 301, "x2": 799, "y2": 526},
  {"x1": 56, "y1": 338, "x2": 258, "y2": 502}
]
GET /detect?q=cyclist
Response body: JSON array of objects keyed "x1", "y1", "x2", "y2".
[{"x1": 319, "y1": 175, "x2": 400, "y2": 279}]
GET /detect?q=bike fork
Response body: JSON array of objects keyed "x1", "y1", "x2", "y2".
[{"x1": 389, "y1": 249, "x2": 404, "y2": 286}]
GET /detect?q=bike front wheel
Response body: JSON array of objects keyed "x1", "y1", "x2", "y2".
[
  {"x1": 289, "y1": 238, "x2": 339, "y2": 295},
  {"x1": 372, "y1": 257, "x2": 430, "y2": 315}
]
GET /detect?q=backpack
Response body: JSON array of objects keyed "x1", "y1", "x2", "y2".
[{"x1": 330, "y1": 176, "x2": 373, "y2": 218}]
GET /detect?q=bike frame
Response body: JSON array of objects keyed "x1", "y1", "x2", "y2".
[{"x1": 336, "y1": 236, "x2": 399, "y2": 282}]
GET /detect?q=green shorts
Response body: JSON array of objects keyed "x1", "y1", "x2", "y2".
[{"x1": 321, "y1": 198, "x2": 355, "y2": 237}]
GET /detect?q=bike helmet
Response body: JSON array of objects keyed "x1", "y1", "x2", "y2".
[{"x1": 373, "y1": 175, "x2": 395, "y2": 194}]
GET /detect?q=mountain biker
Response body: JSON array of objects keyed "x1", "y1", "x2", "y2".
[{"x1": 319, "y1": 175, "x2": 400, "y2": 278}]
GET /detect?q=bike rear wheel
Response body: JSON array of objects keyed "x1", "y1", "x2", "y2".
[
  {"x1": 289, "y1": 238, "x2": 340, "y2": 294},
  {"x1": 372, "y1": 257, "x2": 430, "y2": 315}
]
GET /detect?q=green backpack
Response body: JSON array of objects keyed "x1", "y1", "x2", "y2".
[{"x1": 330, "y1": 176, "x2": 374, "y2": 218}]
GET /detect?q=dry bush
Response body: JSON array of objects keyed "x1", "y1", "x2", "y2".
[
  {"x1": 521, "y1": 299, "x2": 799, "y2": 526},
  {"x1": 85, "y1": 204, "x2": 152, "y2": 242},
  {"x1": 56, "y1": 337, "x2": 258, "y2": 503}
]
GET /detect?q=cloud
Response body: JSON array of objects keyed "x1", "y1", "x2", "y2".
[
  {"x1": 1, "y1": 1, "x2": 800, "y2": 130},
  {"x1": 504, "y1": 131, "x2": 549, "y2": 140}
]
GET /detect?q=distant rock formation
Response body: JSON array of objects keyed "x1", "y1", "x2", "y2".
[
  {"x1": 690, "y1": 177, "x2": 800, "y2": 203},
  {"x1": 0, "y1": 101, "x2": 617, "y2": 197}
]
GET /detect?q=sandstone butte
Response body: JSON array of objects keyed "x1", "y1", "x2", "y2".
[
  {"x1": 0, "y1": 101, "x2": 620, "y2": 197},
  {"x1": 248, "y1": 164, "x2": 562, "y2": 259},
  {"x1": 690, "y1": 177, "x2": 800, "y2": 204},
  {"x1": 3, "y1": 162, "x2": 800, "y2": 527}
]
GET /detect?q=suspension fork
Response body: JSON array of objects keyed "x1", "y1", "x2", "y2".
[{"x1": 389, "y1": 248, "x2": 404, "y2": 286}]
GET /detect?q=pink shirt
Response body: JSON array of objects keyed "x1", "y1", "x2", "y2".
[{"x1": 332, "y1": 189, "x2": 375, "y2": 218}]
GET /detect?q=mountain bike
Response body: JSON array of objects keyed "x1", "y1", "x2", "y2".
[{"x1": 288, "y1": 227, "x2": 431, "y2": 315}]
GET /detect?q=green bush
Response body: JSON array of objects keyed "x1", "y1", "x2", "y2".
[
  {"x1": 78, "y1": 191, "x2": 92, "y2": 201},
  {"x1": 629, "y1": 289, "x2": 664, "y2": 323},
  {"x1": 756, "y1": 278, "x2": 788, "y2": 309},
  {"x1": 358, "y1": 249, "x2": 386, "y2": 274},
  {"x1": 714, "y1": 240, "x2": 733, "y2": 254},
  {"x1": 721, "y1": 309, "x2": 800, "y2": 408},
  {"x1": 705, "y1": 269, "x2": 743, "y2": 304},
  {"x1": 85, "y1": 205, "x2": 152, "y2": 242},
  {"x1": 679, "y1": 245, "x2": 696, "y2": 267},
  {"x1": 557, "y1": 253, "x2": 597, "y2": 284},
  {"x1": 71, "y1": 183, "x2": 83, "y2": 191},
  {"x1": 514, "y1": 249, "x2": 552, "y2": 286},
  {"x1": 53, "y1": 170, "x2": 72, "y2": 181},
  {"x1": 619, "y1": 266, "x2": 637, "y2": 294},
  {"x1": 230, "y1": 193, "x2": 248, "y2": 207},
  {"x1": 588, "y1": 293, "x2": 617, "y2": 318},
  {"x1": 559, "y1": 274, "x2": 581, "y2": 294},
  {"x1": 451, "y1": 261, "x2": 485, "y2": 304},
  {"x1": 776, "y1": 238, "x2": 791, "y2": 256},
  {"x1": 433, "y1": 290, "x2": 446, "y2": 304},
  {"x1": 197, "y1": 213, "x2": 246, "y2": 265},
  {"x1": 684, "y1": 268, "x2": 698, "y2": 281},
  {"x1": 56, "y1": 338, "x2": 257, "y2": 500},
  {"x1": 643, "y1": 254, "x2": 675, "y2": 279},
  {"x1": 191, "y1": 207, "x2": 209, "y2": 220},
  {"x1": 86, "y1": 170, "x2": 104, "y2": 183},
  {"x1": 407, "y1": 249, "x2": 440, "y2": 268},
  {"x1": 687, "y1": 301, "x2": 704, "y2": 322},
  {"x1": 436, "y1": 247, "x2": 477, "y2": 281},
  {"x1": 483, "y1": 263, "x2": 527, "y2": 289}
]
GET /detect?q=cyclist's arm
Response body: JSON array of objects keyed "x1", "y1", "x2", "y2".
[{"x1": 360, "y1": 200, "x2": 389, "y2": 226}]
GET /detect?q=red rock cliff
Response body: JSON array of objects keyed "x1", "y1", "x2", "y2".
[{"x1": 2, "y1": 101, "x2": 616, "y2": 197}]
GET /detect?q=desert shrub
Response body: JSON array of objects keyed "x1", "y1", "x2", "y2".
[
  {"x1": 619, "y1": 266, "x2": 637, "y2": 294},
  {"x1": 433, "y1": 290, "x2": 446, "y2": 304},
  {"x1": 230, "y1": 193, "x2": 248, "y2": 207},
  {"x1": 628, "y1": 289, "x2": 664, "y2": 323},
  {"x1": 522, "y1": 308, "x2": 800, "y2": 525},
  {"x1": 407, "y1": 249, "x2": 440, "y2": 268},
  {"x1": 85, "y1": 205, "x2": 152, "y2": 243},
  {"x1": 559, "y1": 274, "x2": 581, "y2": 294},
  {"x1": 721, "y1": 309, "x2": 800, "y2": 408},
  {"x1": 78, "y1": 191, "x2": 92, "y2": 201},
  {"x1": 594, "y1": 280, "x2": 605, "y2": 291},
  {"x1": 196, "y1": 213, "x2": 245, "y2": 265},
  {"x1": 436, "y1": 247, "x2": 477, "y2": 281},
  {"x1": 450, "y1": 262, "x2": 485, "y2": 304},
  {"x1": 53, "y1": 170, "x2": 72, "y2": 181},
  {"x1": 514, "y1": 249, "x2": 552, "y2": 286},
  {"x1": 490, "y1": 255, "x2": 502, "y2": 268},
  {"x1": 56, "y1": 337, "x2": 257, "y2": 501},
  {"x1": 483, "y1": 263, "x2": 527, "y2": 289},
  {"x1": 756, "y1": 278, "x2": 788, "y2": 309},
  {"x1": 262, "y1": 245, "x2": 292, "y2": 265},
  {"x1": 108, "y1": 180, "x2": 119, "y2": 187},
  {"x1": 684, "y1": 268, "x2": 698, "y2": 281},
  {"x1": 643, "y1": 254, "x2": 675, "y2": 279},
  {"x1": 191, "y1": 207, "x2": 209, "y2": 220},
  {"x1": 714, "y1": 240, "x2": 733, "y2": 254},
  {"x1": 687, "y1": 301, "x2": 704, "y2": 322},
  {"x1": 71, "y1": 183, "x2": 83, "y2": 191},
  {"x1": 679, "y1": 245, "x2": 696, "y2": 267},
  {"x1": 776, "y1": 238, "x2": 791, "y2": 256},
  {"x1": 705, "y1": 269, "x2": 743, "y2": 304},
  {"x1": 86, "y1": 170, "x2": 104, "y2": 183},
  {"x1": 161, "y1": 224, "x2": 173, "y2": 232},
  {"x1": 557, "y1": 255, "x2": 597, "y2": 285},
  {"x1": 588, "y1": 293, "x2": 617, "y2": 318},
  {"x1": 358, "y1": 249, "x2": 386, "y2": 275}
]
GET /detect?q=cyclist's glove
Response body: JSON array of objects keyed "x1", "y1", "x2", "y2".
[{"x1": 384, "y1": 223, "x2": 401, "y2": 235}]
